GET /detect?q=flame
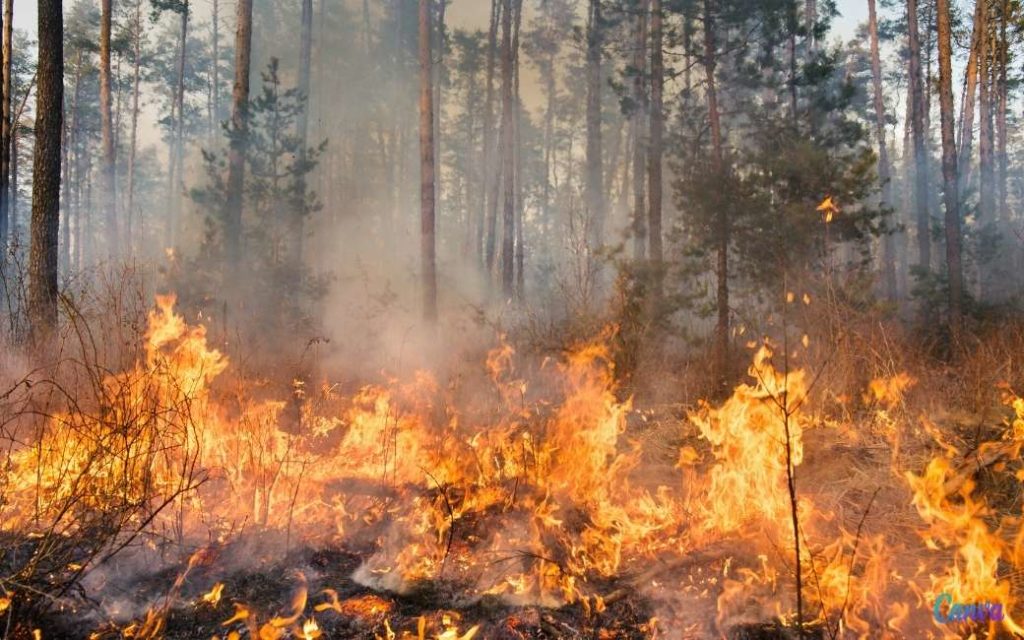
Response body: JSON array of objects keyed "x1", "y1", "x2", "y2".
[
  {"x1": 817, "y1": 195, "x2": 839, "y2": 222},
  {"x1": 686, "y1": 344, "x2": 809, "y2": 537},
  {"x1": 904, "y1": 386, "x2": 1024, "y2": 636},
  {"x1": 7, "y1": 295, "x2": 1024, "y2": 636},
  {"x1": 201, "y1": 583, "x2": 225, "y2": 606},
  {"x1": 299, "y1": 618, "x2": 321, "y2": 639}
]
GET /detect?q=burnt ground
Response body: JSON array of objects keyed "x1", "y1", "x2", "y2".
[
  {"x1": 7, "y1": 542, "x2": 655, "y2": 640},
  {"x1": 4, "y1": 539, "x2": 828, "y2": 640}
]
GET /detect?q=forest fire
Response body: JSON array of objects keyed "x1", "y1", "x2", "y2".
[
  {"x1": 0, "y1": 296, "x2": 1021, "y2": 638},
  {"x1": 2, "y1": 0, "x2": 1024, "y2": 635}
]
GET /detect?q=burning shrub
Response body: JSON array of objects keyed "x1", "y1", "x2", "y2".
[{"x1": 0, "y1": 295, "x2": 213, "y2": 612}]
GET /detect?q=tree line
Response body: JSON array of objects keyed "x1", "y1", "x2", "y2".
[{"x1": 3, "y1": 0, "x2": 1022, "y2": 378}]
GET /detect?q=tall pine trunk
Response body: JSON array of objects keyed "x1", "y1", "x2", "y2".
[
  {"x1": 977, "y1": 0, "x2": 995, "y2": 297},
  {"x1": 224, "y1": 0, "x2": 253, "y2": 273},
  {"x1": 292, "y1": 0, "x2": 313, "y2": 281},
  {"x1": 483, "y1": 0, "x2": 499, "y2": 272},
  {"x1": 99, "y1": 0, "x2": 117, "y2": 257},
  {"x1": 648, "y1": 0, "x2": 663, "y2": 279},
  {"x1": 996, "y1": 0, "x2": 1008, "y2": 223},
  {"x1": 168, "y1": 3, "x2": 188, "y2": 248},
  {"x1": 419, "y1": 0, "x2": 438, "y2": 320},
  {"x1": 62, "y1": 57, "x2": 80, "y2": 272},
  {"x1": 432, "y1": 0, "x2": 445, "y2": 237},
  {"x1": 499, "y1": 0, "x2": 515, "y2": 297},
  {"x1": 868, "y1": 0, "x2": 896, "y2": 300},
  {"x1": 631, "y1": 0, "x2": 647, "y2": 260},
  {"x1": 957, "y1": 0, "x2": 983, "y2": 189},
  {"x1": 126, "y1": 0, "x2": 142, "y2": 254},
  {"x1": 907, "y1": 0, "x2": 931, "y2": 272},
  {"x1": 211, "y1": 0, "x2": 220, "y2": 135},
  {"x1": 540, "y1": 38, "x2": 555, "y2": 246},
  {"x1": 29, "y1": 0, "x2": 63, "y2": 337},
  {"x1": 704, "y1": 0, "x2": 729, "y2": 388},
  {"x1": 512, "y1": 0, "x2": 523, "y2": 299},
  {"x1": 585, "y1": 0, "x2": 604, "y2": 251},
  {"x1": 936, "y1": 0, "x2": 963, "y2": 343},
  {"x1": 0, "y1": 0, "x2": 10, "y2": 254}
]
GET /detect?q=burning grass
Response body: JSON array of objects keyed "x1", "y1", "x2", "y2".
[{"x1": 1, "y1": 295, "x2": 1023, "y2": 638}]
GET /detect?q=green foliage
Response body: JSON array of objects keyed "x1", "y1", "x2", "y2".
[
  {"x1": 669, "y1": 0, "x2": 885, "y2": 318},
  {"x1": 190, "y1": 59, "x2": 326, "y2": 330}
]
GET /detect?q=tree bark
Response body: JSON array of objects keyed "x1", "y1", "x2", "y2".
[
  {"x1": 126, "y1": 0, "x2": 142, "y2": 254},
  {"x1": 62, "y1": 56, "x2": 80, "y2": 272},
  {"x1": 419, "y1": 0, "x2": 438, "y2": 321},
  {"x1": 292, "y1": 0, "x2": 313, "y2": 279},
  {"x1": 499, "y1": 0, "x2": 515, "y2": 297},
  {"x1": 704, "y1": 0, "x2": 729, "y2": 388},
  {"x1": 224, "y1": 0, "x2": 253, "y2": 273},
  {"x1": 957, "y1": 0, "x2": 983, "y2": 190},
  {"x1": 432, "y1": 0, "x2": 446, "y2": 236},
  {"x1": 99, "y1": 0, "x2": 117, "y2": 257},
  {"x1": 978, "y1": 0, "x2": 994, "y2": 230},
  {"x1": 211, "y1": 0, "x2": 220, "y2": 135},
  {"x1": 29, "y1": 0, "x2": 63, "y2": 337},
  {"x1": 996, "y1": 0, "x2": 1008, "y2": 223},
  {"x1": 166, "y1": 2, "x2": 189, "y2": 249},
  {"x1": 483, "y1": 0, "x2": 500, "y2": 272},
  {"x1": 631, "y1": 0, "x2": 647, "y2": 260},
  {"x1": 907, "y1": 0, "x2": 931, "y2": 272},
  {"x1": 648, "y1": 0, "x2": 663, "y2": 277},
  {"x1": 540, "y1": 43, "x2": 555, "y2": 240},
  {"x1": 868, "y1": 0, "x2": 896, "y2": 300},
  {"x1": 512, "y1": 0, "x2": 523, "y2": 300},
  {"x1": 936, "y1": 0, "x2": 963, "y2": 343},
  {"x1": 585, "y1": 0, "x2": 604, "y2": 251},
  {"x1": 978, "y1": 0, "x2": 996, "y2": 298},
  {"x1": 0, "y1": 0, "x2": 10, "y2": 254}
]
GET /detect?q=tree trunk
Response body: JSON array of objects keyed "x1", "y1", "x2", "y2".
[
  {"x1": 585, "y1": 0, "x2": 604, "y2": 251},
  {"x1": 419, "y1": 0, "x2": 438, "y2": 321},
  {"x1": 512, "y1": 0, "x2": 523, "y2": 300},
  {"x1": 292, "y1": 0, "x2": 313, "y2": 280},
  {"x1": 62, "y1": 56, "x2": 80, "y2": 272},
  {"x1": 954, "y1": 0, "x2": 978, "y2": 184},
  {"x1": 907, "y1": 0, "x2": 931, "y2": 272},
  {"x1": 211, "y1": 0, "x2": 220, "y2": 134},
  {"x1": 978, "y1": 0, "x2": 995, "y2": 298},
  {"x1": 224, "y1": 0, "x2": 252, "y2": 274},
  {"x1": 996, "y1": 0, "x2": 1008, "y2": 223},
  {"x1": 126, "y1": 0, "x2": 142, "y2": 254},
  {"x1": 99, "y1": 0, "x2": 117, "y2": 257},
  {"x1": 957, "y1": 0, "x2": 983, "y2": 190},
  {"x1": 978, "y1": 0, "x2": 994, "y2": 226},
  {"x1": 868, "y1": 0, "x2": 896, "y2": 300},
  {"x1": 787, "y1": 2, "x2": 798, "y2": 123},
  {"x1": 499, "y1": 0, "x2": 514, "y2": 297},
  {"x1": 0, "y1": 0, "x2": 10, "y2": 254},
  {"x1": 432, "y1": 0, "x2": 446, "y2": 236},
  {"x1": 648, "y1": 0, "x2": 663, "y2": 279},
  {"x1": 9, "y1": 116, "x2": 16, "y2": 241},
  {"x1": 704, "y1": 0, "x2": 729, "y2": 388},
  {"x1": 169, "y1": 3, "x2": 189, "y2": 248},
  {"x1": 29, "y1": 0, "x2": 63, "y2": 337},
  {"x1": 936, "y1": 0, "x2": 963, "y2": 343},
  {"x1": 484, "y1": 0, "x2": 501, "y2": 274},
  {"x1": 540, "y1": 38, "x2": 555, "y2": 247},
  {"x1": 631, "y1": 0, "x2": 647, "y2": 260}
]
